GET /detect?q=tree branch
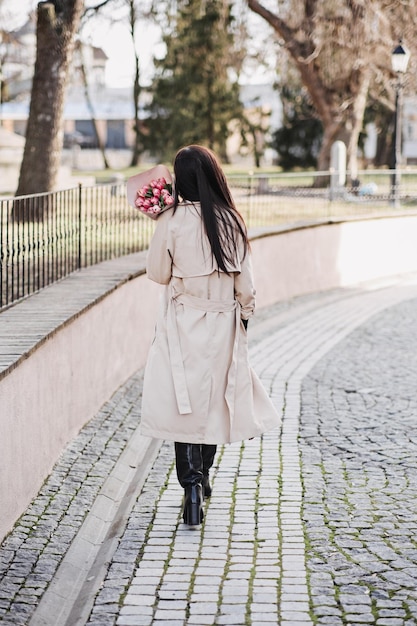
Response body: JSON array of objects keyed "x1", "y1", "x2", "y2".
[
  {"x1": 83, "y1": 0, "x2": 115, "y2": 17},
  {"x1": 246, "y1": 0, "x2": 294, "y2": 42},
  {"x1": 247, "y1": 0, "x2": 332, "y2": 123}
]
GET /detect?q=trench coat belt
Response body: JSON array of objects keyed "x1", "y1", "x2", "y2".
[{"x1": 166, "y1": 291, "x2": 241, "y2": 416}]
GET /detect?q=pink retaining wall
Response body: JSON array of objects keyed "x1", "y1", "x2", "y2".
[
  {"x1": 1, "y1": 214, "x2": 417, "y2": 539},
  {"x1": 251, "y1": 216, "x2": 417, "y2": 307},
  {"x1": 0, "y1": 275, "x2": 161, "y2": 540}
]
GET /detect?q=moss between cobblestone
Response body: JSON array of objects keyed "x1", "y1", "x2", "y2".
[
  {"x1": 117, "y1": 458, "x2": 174, "y2": 612},
  {"x1": 301, "y1": 422, "x2": 417, "y2": 625},
  {"x1": 277, "y1": 421, "x2": 284, "y2": 625},
  {"x1": 183, "y1": 445, "x2": 222, "y2": 621},
  {"x1": 215, "y1": 442, "x2": 240, "y2": 622},
  {"x1": 299, "y1": 446, "x2": 318, "y2": 625},
  {"x1": 155, "y1": 469, "x2": 179, "y2": 614},
  {"x1": 244, "y1": 438, "x2": 263, "y2": 626},
  {"x1": 341, "y1": 464, "x2": 356, "y2": 518}
]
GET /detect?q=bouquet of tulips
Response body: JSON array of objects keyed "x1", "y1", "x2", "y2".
[
  {"x1": 134, "y1": 177, "x2": 174, "y2": 219},
  {"x1": 126, "y1": 164, "x2": 174, "y2": 220}
]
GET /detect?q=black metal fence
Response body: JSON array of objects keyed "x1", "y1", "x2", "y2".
[
  {"x1": 0, "y1": 183, "x2": 156, "y2": 309},
  {"x1": 1, "y1": 170, "x2": 417, "y2": 310}
]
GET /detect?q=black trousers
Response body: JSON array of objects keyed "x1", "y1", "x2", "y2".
[{"x1": 175, "y1": 443, "x2": 217, "y2": 488}]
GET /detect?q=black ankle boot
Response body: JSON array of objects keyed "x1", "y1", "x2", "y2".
[
  {"x1": 175, "y1": 443, "x2": 204, "y2": 526},
  {"x1": 202, "y1": 444, "x2": 217, "y2": 498},
  {"x1": 183, "y1": 484, "x2": 204, "y2": 526}
]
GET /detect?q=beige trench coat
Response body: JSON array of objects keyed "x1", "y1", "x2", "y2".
[{"x1": 140, "y1": 202, "x2": 280, "y2": 444}]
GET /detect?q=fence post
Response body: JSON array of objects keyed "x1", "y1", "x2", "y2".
[
  {"x1": 248, "y1": 172, "x2": 254, "y2": 227},
  {"x1": 78, "y1": 183, "x2": 82, "y2": 270},
  {"x1": 330, "y1": 141, "x2": 346, "y2": 201}
]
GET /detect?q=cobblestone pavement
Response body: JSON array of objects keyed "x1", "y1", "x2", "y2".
[
  {"x1": 1, "y1": 276, "x2": 417, "y2": 626},
  {"x1": 301, "y1": 296, "x2": 417, "y2": 626}
]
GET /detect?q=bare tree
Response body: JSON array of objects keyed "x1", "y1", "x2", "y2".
[{"x1": 247, "y1": 0, "x2": 416, "y2": 176}]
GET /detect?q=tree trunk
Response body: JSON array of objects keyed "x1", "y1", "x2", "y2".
[
  {"x1": 316, "y1": 121, "x2": 343, "y2": 172},
  {"x1": 345, "y1": 72, "x2": 371, "y2": 181},
  {"x1": 129, "y1": 51, "x2": 142, "y2": 167},
  {"x1": 316, "y1": 71, "x2": 370, "y2": 181},
  {"x1": 128, "y1": 0, "x2": 142, "y2": 168},
  {"x1": 14, "y1": 0, "x2": 84, "y2": 218},
  {"x1": 78, "y1": 42, "x2": 110, "y2": 170}
]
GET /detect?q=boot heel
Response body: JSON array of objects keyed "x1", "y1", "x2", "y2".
[
  {"x1": 184, "y1": 502, "x2": 201, "y2": 526},
  {"x1": 183, "y1": 485, "x2": 204, "y2": 526}
]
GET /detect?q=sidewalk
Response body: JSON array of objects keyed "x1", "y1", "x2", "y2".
[{"x1": 1, "y1": 274, "x2": 417, "y2": 626}]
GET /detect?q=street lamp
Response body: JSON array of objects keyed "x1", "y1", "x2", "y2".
[{"x1": 390, "y1": 42, "x2": 410, "y2": 208}]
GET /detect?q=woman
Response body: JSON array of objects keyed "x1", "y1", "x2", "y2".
[{"x1": 140, "y1": 145, "x2": 280, "y2": 527}]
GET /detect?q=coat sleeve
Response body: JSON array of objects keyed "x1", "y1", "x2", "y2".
[
  {"x1": 234, "y1": 251, "x2": 256, "y2": 320},
  {"x1": 146, "y1": 212, "x2": 173, "y2": 285}
]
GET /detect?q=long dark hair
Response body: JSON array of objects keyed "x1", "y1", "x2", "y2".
[{"x1": 173, "y1": 145, "x2": 249, "y2": 274}]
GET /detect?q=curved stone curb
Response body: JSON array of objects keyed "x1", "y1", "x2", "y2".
[{"x1": 28, "y1": 434, "x2": 161, "y2": 626}]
